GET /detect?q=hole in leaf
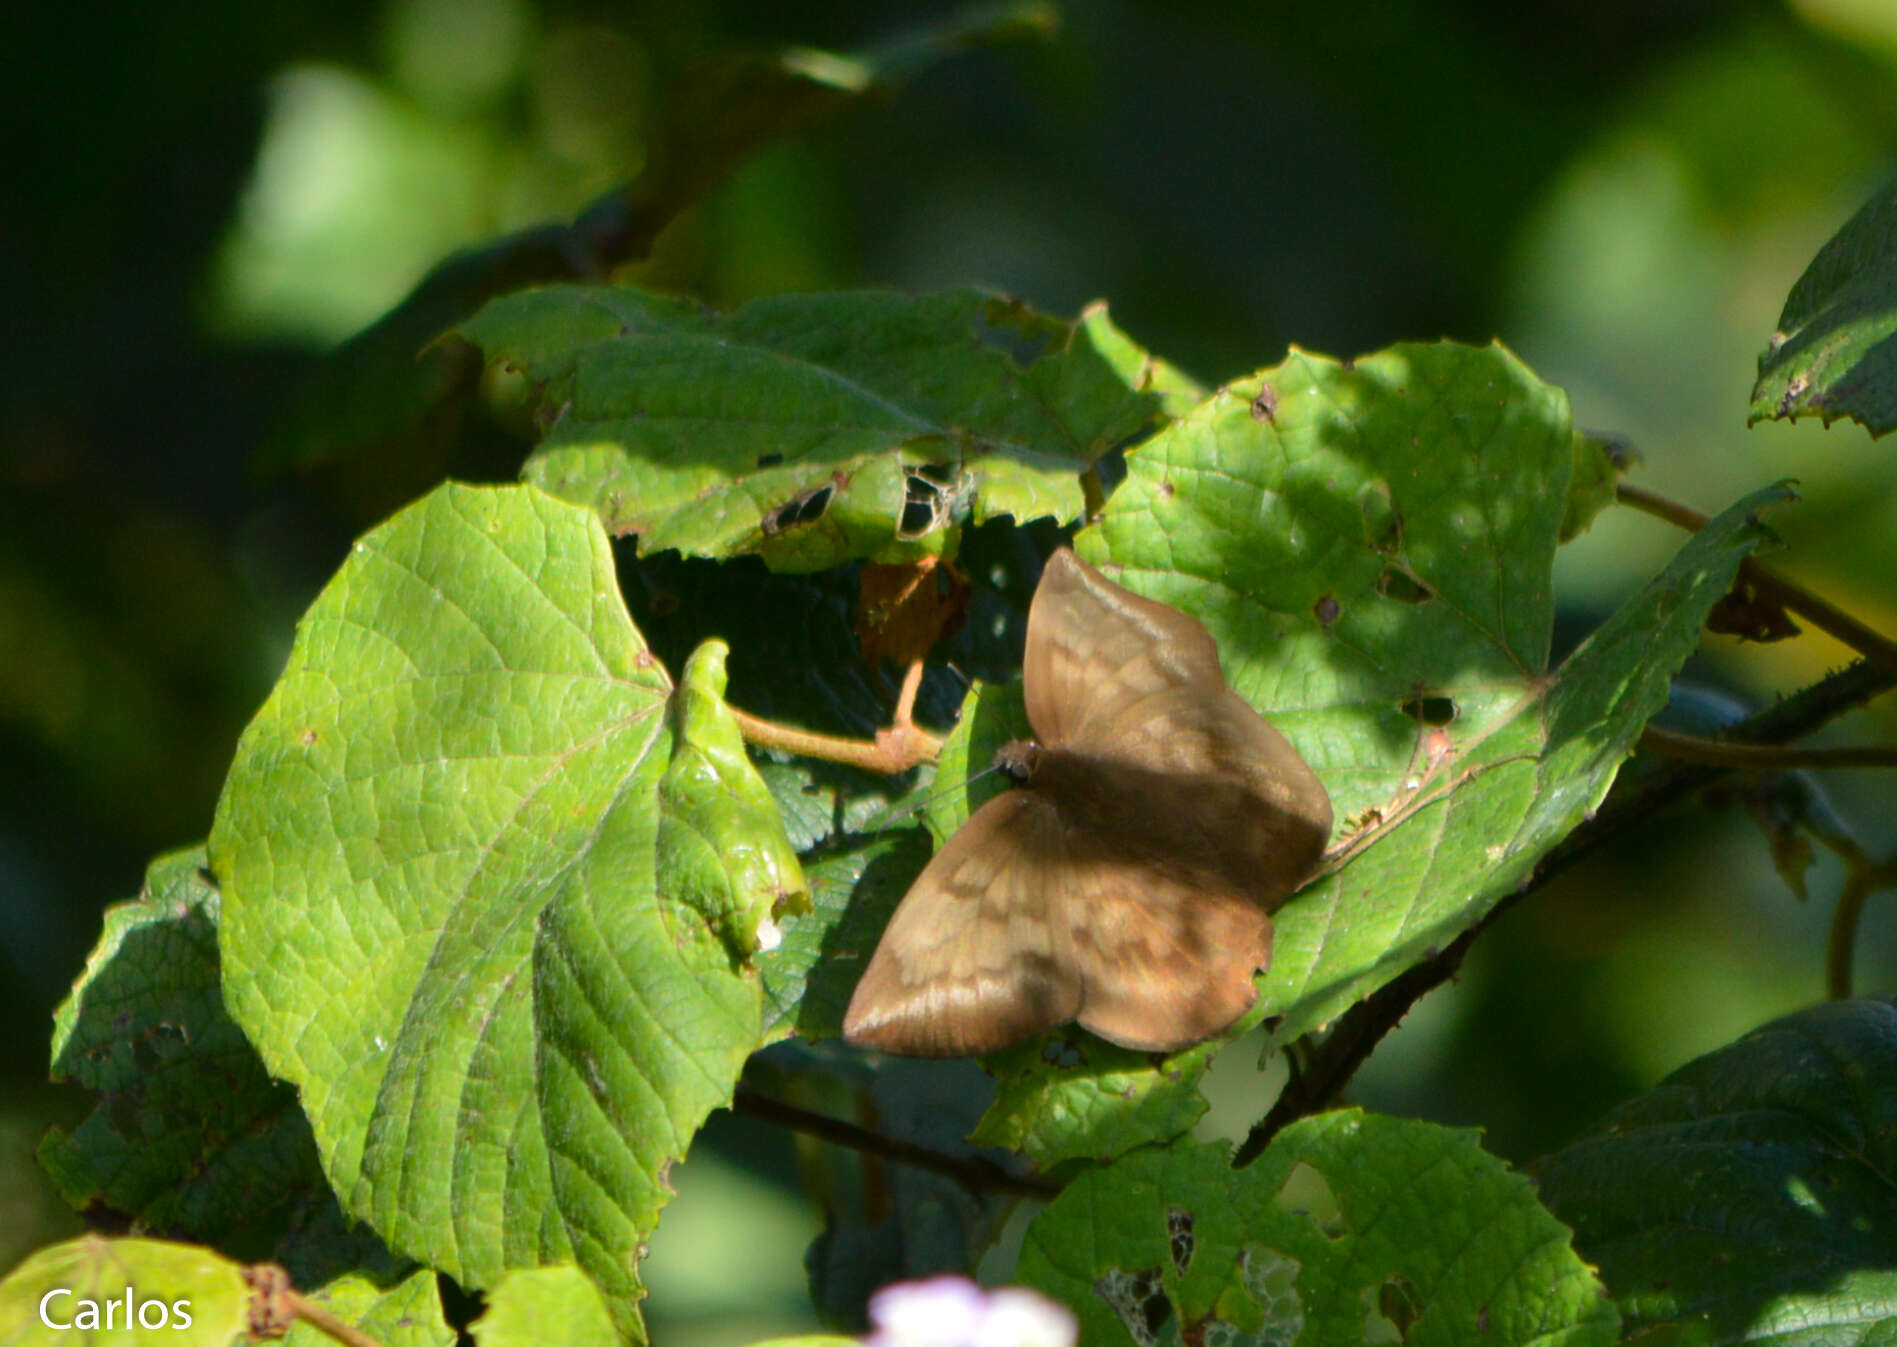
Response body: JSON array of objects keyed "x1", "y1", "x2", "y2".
[
  {"x1": 1399, "y1": 694, "x2": 1456, "y2": 726},
  {"x1": 1361, "y1": 1274, "x2": 1423, "y2": 1344},
  {"x1": 1313, "y1": 593, "x2": 1341, "y2": 628},
  {"x1": 1251, "y1": 384, "x2": 1278, "y2": 423},
  {"x1": 897, "y1": 464, "x2": 973, "y2": 540},
  {"x1": 761, "y1": 483, "x2": 835, "y2": 537},
  {"x1": 1376, "y1": 568, "x2": 1432, "y2": 604},
  {"x1": 899, "y1": 497, "x2": 936, "y2": 537},
  {"x1": 1166, "y1": 1207, "x2": 1194, "y2": 1275},
  {"x1": 910, "y1": 461, "x2": 956, "y2": 485},
  {"x1": 1274, "y1": 1161, "x2": 1346, "y2": 1241},
  {"x1": 1378, "y1": 1275, "x2": 1422, "y2": 1338},
  {"x1": 1093, "y1": 1267, "x2": 1170, "y2": 1347},
  {"x1": 756, "y1": 452, "x2": 784, "y2": 468},
  {"x1": 1359, "y1": 485, "x2": 1403, "y2": 553},
  {"x1": 1039, "y1": 1032, "x2": 1087, "y2": 1069}
]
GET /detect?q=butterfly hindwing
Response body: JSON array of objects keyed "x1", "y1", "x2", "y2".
[
  {"x1": 842, "y1": 790, "x2": 1082, "y2": 1057},
  {"x1": 1063, "y1": 859, "x2": 1274, "y2": 1051}
]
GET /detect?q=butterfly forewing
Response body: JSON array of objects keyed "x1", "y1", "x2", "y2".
[
  {"x1": 1022, "y1": 550, "x2": 1226, "y2": 749},
  {"x1": 1086, "y1": 685, "x2": 1332, "y2": 896},
  {"x1": 842, "y1": 790, "x2": 1083, "y2": 1057}
]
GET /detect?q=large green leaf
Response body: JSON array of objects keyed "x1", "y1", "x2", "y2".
[
  {"x1": 1017, "y1": 1116, "x2": 1618, "y2": 1346},
  {"x1": 457, "y1": 288, "x2": 1185, "y2": 571},
  {"x1": 1751, "y1": 176, "x2": 1897, "y2": 437},
  {"x1": 208, "y1": 482, "x2": 803, "y2": 1344},
  {"x1": 1536, "y1": 997, "x2": 1897, "y2": 1345},
  {"x1": 38, "y1": 848, "x2": 398, "y2": 1286}
]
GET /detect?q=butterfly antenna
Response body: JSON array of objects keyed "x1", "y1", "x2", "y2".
[{"x1": 857, "y1": 759, "x2": 1005, "y2": 837}]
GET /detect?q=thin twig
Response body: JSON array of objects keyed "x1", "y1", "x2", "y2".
[
  {"x1": 1617, "y1": 483, "x2": 1897, "y2": 677},
  {"x1": 1614, "y1": 482, "x2": 1711, "y2": 532},
  {"x1": 731, "y1": 703, "x2": 942, "y2": 774},
  {"x1": 1639, "y1": 725, "x2": 1897, "y2": 769},
  {"x1": 730, "y1": 1083, "x2": 1059, "y2": 1198},
  {"x1": 1827, "y1": 867, "x2": 1876, "y2": 1000},
  {"x1": 1235, "y1": 935, "x2": 1475, "y2": 1165},
  {"x1": 286, "y1": 1293, "x2": 388, "y2": 1347}
]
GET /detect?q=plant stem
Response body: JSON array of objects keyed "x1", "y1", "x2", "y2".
[
  {"x1": 730, "y1": 1083, "x2": 1058, "y2": 1197},
  {"x1": 1638, "y1": 725, "x2": 1897, "y2": 769},
  {"x1": 730, "y1": 659, "x2": 943, "y2": 773},
  {"x1": 1617, "y1": 483, "x2": 1897, "y2": 677},
  {"x1": 287, "y1": 1293, "x2": 388, "y2": 1347}
]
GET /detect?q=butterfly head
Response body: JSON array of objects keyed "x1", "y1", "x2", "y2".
[{"x1": 993, "y1": 739, "x2": 1044, "y2": 784}]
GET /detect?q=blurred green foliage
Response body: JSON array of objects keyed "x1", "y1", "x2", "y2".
[{"x1": 10, "y1": 0, "x2": 1897, "y2": 1337}]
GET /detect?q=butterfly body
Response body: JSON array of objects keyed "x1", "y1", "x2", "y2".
[{"x1": 843, "y1": 549, "x2": 1331, "y2": 1058}]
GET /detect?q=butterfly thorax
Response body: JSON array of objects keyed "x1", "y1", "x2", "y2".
[
  {"x1": 993, "y1": 739, "x2": 1045, "y2": 783},
  {"x1": 988, "y1": 738, "x2": 1329, "y2": 907}
]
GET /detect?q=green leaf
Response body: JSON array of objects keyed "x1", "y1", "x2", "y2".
[
  {"x1": 759, "y1": 831, "x2": 930, "y2": 1040},
  {"x1": 470, "y1": 1266, "x2": 619, "y2": 1347},
  {"x1": 1536, "y1": 997, "x2": 1897, "y2": 1344},
  {"x1": 264, "y1": 5, "x2": 1060, "y2": 477},
  {"x1": 38, "y1": 848, "x2": 398, "y2": 1286},
  {"x1": 1751, "y1": 175, "x2": 1897, "y2": 437},
  {"x1": 284, "y1": 1270, "x2": 454, "y2": 1347},
  {"x1": 970, "y1": 1031, "x2": 1219, "y2": 1172},
  {"x1": 1017, "y1": 1116, "x2": 1619, "y2": 1347},
  {"x1": 0, "y1": 1236, "x2": 248, "y2": 1346},
  {"x1": 1562, "y1": 428, "x2": 1627, "y2": 542},
  {"x1": 208, "y1": 482, "x2": 802, "y2": 1344},
  {"x1": 662, "y1": 641, "x2": 811, "y2": 959},
  {"x1": 457, "y1": 287, "x2": 1175, "y2": 571}
]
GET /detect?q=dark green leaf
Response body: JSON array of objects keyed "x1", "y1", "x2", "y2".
[
  {"x1": 1537, "y1": 997, "x2": 1897, "y2": 1345},
  {"x1": 760, "y1": 831, "x2": 930, "y2": 1040},
  {"x1": 1751, "y1": 175, "x2": 1897, "y2": 437},
  {"x1": 38, "y1": 848, "x2": 398, "y2": 1286},
  {"x1": 458, "y1": 289, "x2": 1175, "y2": 571}
]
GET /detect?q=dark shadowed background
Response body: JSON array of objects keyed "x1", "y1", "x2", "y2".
[{"x1": 8, "y1": 1, "x2": 1897, "y2": 1340}]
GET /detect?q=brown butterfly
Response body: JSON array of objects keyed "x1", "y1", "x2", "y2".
[{"x1": 843, "y1": 548, "x2": 1332, "y2": 1057}]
